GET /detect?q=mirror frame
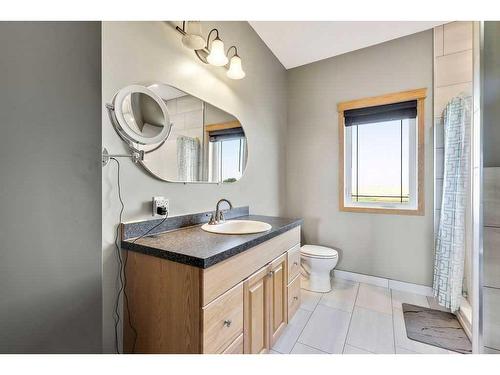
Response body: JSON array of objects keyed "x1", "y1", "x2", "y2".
[{"x1": 112, "y1": 84, "x2": 172, "y2": 146}]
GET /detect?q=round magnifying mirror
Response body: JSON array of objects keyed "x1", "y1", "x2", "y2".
[{"x1": 112, "y1": 85, "x2": 171, "y2": 145}]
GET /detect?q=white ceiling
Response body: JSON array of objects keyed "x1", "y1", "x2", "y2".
[{"x1": 249, "y1": 21, "x2": 446, "y2": 69}]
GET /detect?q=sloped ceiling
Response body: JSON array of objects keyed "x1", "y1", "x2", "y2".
[{"x1": 249, "y1": 21, "x2": 446, "y2": 69}]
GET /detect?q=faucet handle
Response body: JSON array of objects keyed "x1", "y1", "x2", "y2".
[{"x1": 208, "y1": 213, "x2": 218, "y2": 225}]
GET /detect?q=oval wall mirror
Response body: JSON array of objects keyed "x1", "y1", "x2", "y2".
[{"x1": 110, "y1": 83, "x2": 248, "y2": 184}]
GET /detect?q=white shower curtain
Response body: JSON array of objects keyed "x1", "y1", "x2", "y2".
[
  {"x1": 433, "y1": 95, "x2": 471, "y2": 312},
  {"x1": 177, "y1": 136, "x2": 200, "y2": 181}
]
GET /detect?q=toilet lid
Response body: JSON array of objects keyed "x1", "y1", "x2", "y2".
[{"x1": 301, "y1": 245, "x2": 338, "y2": 259}]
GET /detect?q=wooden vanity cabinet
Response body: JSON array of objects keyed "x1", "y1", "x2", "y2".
[{"x1": 124, "y1": 225, "x2": 301, "y2": 354}]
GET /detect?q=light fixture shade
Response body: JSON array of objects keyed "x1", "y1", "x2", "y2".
[
  {"x1": 226, "y1": 55, "x2": 246, "y2": 79},
  {"x1": 207, "y1": 38, "x2": 228, "y2": 66},
  {"x1": 181, "y1": 21, "x2": 206, "y2": 50}
]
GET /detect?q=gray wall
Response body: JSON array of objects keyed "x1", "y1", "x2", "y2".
[
  {"x1": 102, "y1": 21, "x2": 287, "y2": 352},
  {"x1": 483, "y1": 22, "x2": 500, "y2": 167},
  {"x1": 286, "y1": 30, "x2": 434, "y2": 286},
  {"x1": 0, "y1": 22, "x2": 102, "y2": 353}
]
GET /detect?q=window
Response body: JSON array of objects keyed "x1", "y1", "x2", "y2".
[
  {"x1": 207, "y1": 124, "x2": 247, "y2": 183},
  {"x1": 338, "y1": 89, "x2": 426, "y2": 215},
  {"x1": 208, "y1": 137, "x2": 247, "y2": 183}
]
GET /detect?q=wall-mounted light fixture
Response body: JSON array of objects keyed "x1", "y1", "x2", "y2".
[
  {"x1": 176, "y1": 21, "x2": 246, "y2": 80},
  {"x1": 180, "y1": 21, "x2": 205, "y2": 50},
  {"x1": 226, "y1": 46, "x2": 245, "y2": 80}
]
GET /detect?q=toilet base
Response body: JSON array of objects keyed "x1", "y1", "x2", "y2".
[{"x1": 301, "y1": 273, "x2": 332, "y2": 293}]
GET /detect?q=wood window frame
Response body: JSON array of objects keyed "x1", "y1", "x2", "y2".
[
  {"x1": 203, "y1": 120, "x2": 244, "y2": 182},
  {"x1": 337, "y1": 88, "x2": 427, "y2": 216},
  {"x1": 204, "y1": 120, "x2": 242, "y2": 134}
]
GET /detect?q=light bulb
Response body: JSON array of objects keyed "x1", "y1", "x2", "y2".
[
  {"x1": 181, "y1": 21, "x2": 206, "y2": 50},
  {"x1": 226, "y1": 55, "x2": 246, "y2": 80},
  {"x1": 207, "y1": 38, "x2": 228, "y2": 66}
]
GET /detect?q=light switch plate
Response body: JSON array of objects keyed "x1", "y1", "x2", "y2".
[{"x1": 152, "y1": 196, "x2": 169, "y2": 217}]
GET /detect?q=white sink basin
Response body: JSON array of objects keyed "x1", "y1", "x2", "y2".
[{"x1": 201, "y1": 220, "x2": 272, "y2": 235}]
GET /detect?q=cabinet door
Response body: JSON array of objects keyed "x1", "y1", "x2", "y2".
[
  {"x1": 269, "y1": 253, "x2": 288, "y2": 346},
  {"x1": 243, "y1": 266, "x2": 270, "y2": 354},
  {"x1": 222, "y1": 333, "x2": 244, "y2": 354}
]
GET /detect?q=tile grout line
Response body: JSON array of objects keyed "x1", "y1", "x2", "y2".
[
  {"x1": 295, "y1": 282, "x2": 355, "y2": 354},
  {"x1": 285, "y1": 290, "x2": 320, "y2": 354},
  {"x1": 439, "y1": 47, "x2": 473, "y2": 59},
  {"x1": 441, "y1": 29, "x2": 444, "y2": 56},
  {"x1": 436, "y1": 80, "x2": 474, "y2": 89},
  {"x1": 395, "y1": 346, "x2": 419, "y2": 354},
  {"x1": 484, "y1": 345, "x2": 500, "y2": 352},
  {"x1": 345, "y1": 343, "x2": 376, "y2": 354},
  {"x1": 340, "y1": 282, "x2": 360, "y2": 354},
  {"x1": 294, "y1": 341, "x2": 330, "y2": 354},
  {"x1": 390, "y1": 289, "x2": 397, "y2": 354},
  {"x1": 434, "y1": 78, "x2": 473, "y2": 89},
  {"x1": 354, "y1": 303, "x2": 393, "y2": 316}
]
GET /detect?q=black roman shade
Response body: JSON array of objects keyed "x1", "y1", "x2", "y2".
[
  {"x1": 209, "y1": 127, "x2": 245, "y2": 142},
  {"x1": 344, "y1": 100, "x2": 417, "y2": 126}
]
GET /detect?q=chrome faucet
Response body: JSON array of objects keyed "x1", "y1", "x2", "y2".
[{"x1": 208, "y1": 199, "x2": 233, "y2": 225}]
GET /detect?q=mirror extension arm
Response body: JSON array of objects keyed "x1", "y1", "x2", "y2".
[{"x1": 102, "y1": 147, "x2": 144, "y2": 167}]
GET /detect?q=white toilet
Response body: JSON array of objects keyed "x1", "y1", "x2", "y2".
[{"x1": 300, "y1": 245, "x2": 339, "y2": 293}]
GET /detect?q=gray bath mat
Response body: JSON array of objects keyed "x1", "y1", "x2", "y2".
[{"x1": 402, "y1": 303, "x2": 472, "y2": 354}]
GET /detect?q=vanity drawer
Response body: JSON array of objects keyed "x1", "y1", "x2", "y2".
[
  {"x1": 287, "y1": 244, "x2": 301, "y2": 283},
  {"x1": 202, "y1": 282, "x2": 244, "y2": 354},
  {"x1": 221, "y1": 333, "x2": 244, "y2": 354},
  {"x1": 287, "y1": 275, "x2": 301, "y2": 321}
]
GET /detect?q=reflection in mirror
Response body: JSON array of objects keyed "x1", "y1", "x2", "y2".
[
  {"x1": 138, "y1": 83, "x2": 248, "y2": 183},
  {"x1": 121, "y1": 92, "x2": 166, "y2": 138},
  {"x1": 204, "y1": 103, "x2": 247, "y2": 183}
]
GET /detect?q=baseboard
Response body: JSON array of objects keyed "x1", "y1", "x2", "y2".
[
  {"x1": 333, "y1": 269, "x2": 433, "y2": 296},
  {"x1": 457, "y1": 309, "x2": 472, "y2": 340},
  {"x1": 457, "y1": 297, "x2": 473, "y2": 340},
  {"x1": 333, "y1": 270, "x2": 388, "y2": 288},
  {"x1": 388, "y1": 279, "x2": 434, "y2": 297}
]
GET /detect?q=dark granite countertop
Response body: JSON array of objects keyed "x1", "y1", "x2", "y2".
[{"x1": 121, "y1": 215, "x2": 302, "y2": 269}]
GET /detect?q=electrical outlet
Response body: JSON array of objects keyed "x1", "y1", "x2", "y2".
[{"x1": 152, "y1": 196, "x2": 169, "y2": 217}]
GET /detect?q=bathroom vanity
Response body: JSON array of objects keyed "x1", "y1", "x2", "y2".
[
  {"x1": 107, "y1": 82, "x2": 302, "y2": 354},
  {"x1": 121, "y1": 210, "x2": 302, "y2": 354}
]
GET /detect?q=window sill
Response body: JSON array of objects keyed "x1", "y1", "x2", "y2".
[{"x1": 340, "y1": 205, "x2": 424, "y2": 216}]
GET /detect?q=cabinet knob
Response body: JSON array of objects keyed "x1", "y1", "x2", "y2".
[
  {"x1": 223, "y1": 319, "x2": 232, "y2": 327},
  {"x1": 293, "y1": 261, "x2": 298, "y2": 266},
  {"x1": 293, "y1": 296, "x2": 299, "y2": 301},
  {"x1": 268, "y1": 271, "x2": 274, "y2": 278}
]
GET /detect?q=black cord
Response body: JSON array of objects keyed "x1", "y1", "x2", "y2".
[
  {"x1": 132, "y1": 214, "x2": 168, "y2": 244},
  {"x1": 110, "y1": 158, "x2": 125, "y2": 354},
  {"x1": 110, "y1": 157, "x2": 169, "y2": 354}
]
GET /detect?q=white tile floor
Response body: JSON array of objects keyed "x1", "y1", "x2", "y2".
[{"x1": 271, "y1": 278, "x2": 456, "y2": 354}]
